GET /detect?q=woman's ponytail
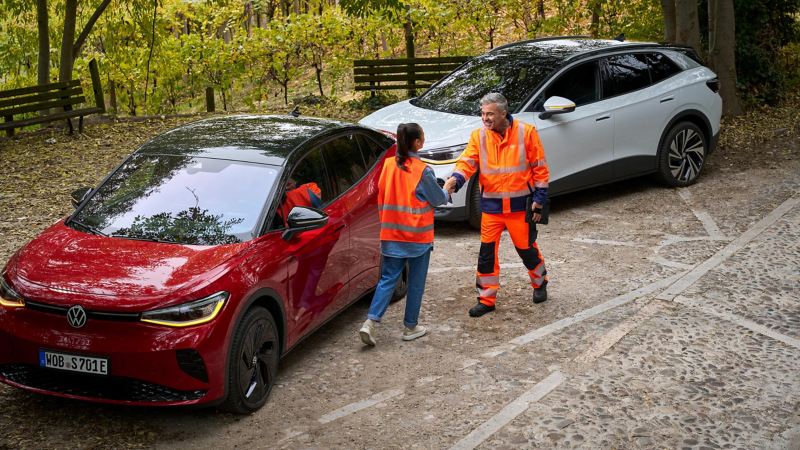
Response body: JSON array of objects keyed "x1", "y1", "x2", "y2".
[{"x1": 396, "y1": 122, "x2": 423, "y2": 171}]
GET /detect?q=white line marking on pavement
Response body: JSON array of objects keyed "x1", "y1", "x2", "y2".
[
  {"x1": 572, "y1": 301, "x2": 663, "y2": 365},
  {"x1": 678, "y1": 188, "x2": 725, "y2": 239},
  {"x1": 510, "y1": 271, "x2": 686, "y2": 346},
  {"x1": 452, "y1": 299, "x2": 665, "y2": 450},
  {"x1": 317, "y1": 388, "x2": 404, "y2": 424},
  {"x1": 572, "y1": 237, "x2": 641, "y2": 247},
  {"x1": 460, "y1": 358, "x2": 481, "y2": 370},
  {"x1": 658, "y1": 195, "x2": 800, "y2": 300},
  {"x1": 481, "y1": 343, "x2": 517, "y2": 358},
  {"x1": 647, "y1": 255, "x2": 694, "y2": 270},
  {"x1": 448, "y1": 371, "x2": 566, "y2": 450},
  {"x1": 674, "y1": 296, "x2": 800, "y2": 349}
]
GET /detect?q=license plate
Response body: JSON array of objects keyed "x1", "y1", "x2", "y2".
[{"x1": 39, "y1": 350, "x2": 109, "y2": 375}]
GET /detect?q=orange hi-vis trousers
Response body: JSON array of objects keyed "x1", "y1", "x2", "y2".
[{"x1": 476, "y1": 211, "x2": 547, "y2": 307}]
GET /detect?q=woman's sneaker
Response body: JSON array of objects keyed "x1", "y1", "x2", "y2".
[
  {"x1": 402, "y1": 325, "x2": 427, "y2": 341},
  {"x1": 359, "y1": 319, "x2": 377, "y2": 346}
]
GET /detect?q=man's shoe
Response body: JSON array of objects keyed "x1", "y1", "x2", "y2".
[
  {"x1": 469, "y1": 302, "x2": 495, "y2": 317},
  {"x1": 533, "y1": 282, "x2": 548, "y2": 304},
  {"x1": 359, "y1": 319, "x2": 377, "y2": 346},
  {"x1": 402, "y1": 325, "x2": 427, "y2": 341}
]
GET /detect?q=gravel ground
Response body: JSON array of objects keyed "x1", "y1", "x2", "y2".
[{"x1": 0, "y1": 99, "x2": 798, "y2": 449}]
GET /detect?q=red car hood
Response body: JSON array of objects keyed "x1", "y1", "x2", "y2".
[{"x1": 13, "y1": 221, "x2": 250, "y2": 305}]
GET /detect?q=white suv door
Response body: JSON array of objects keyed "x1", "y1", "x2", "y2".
[
  {"x1": 601, "y1": 52, "x2": 678, "y2": 179},
  {"x1": 517, "y1": 59, "x2": 614, "y2": 195}
]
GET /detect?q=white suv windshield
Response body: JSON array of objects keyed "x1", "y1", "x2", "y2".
[{"x1": 411, "y1": 47, "x2": 560, "y2": 115}]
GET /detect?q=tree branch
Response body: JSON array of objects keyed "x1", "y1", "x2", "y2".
[{"x1": 72, "y1": 0, "x2": 113, "y2": 57}]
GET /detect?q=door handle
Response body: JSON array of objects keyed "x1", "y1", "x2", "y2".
[
  {"x1": 595, "y1": 116, "x2": 611, "y2": 122},
  {"x1": 660, "y1": 97, "x2": 674, "y2": 103}
]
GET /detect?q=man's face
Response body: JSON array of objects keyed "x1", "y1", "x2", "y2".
[{"x1": 481, "y1": 102, "x2": 507, "y2": 132}]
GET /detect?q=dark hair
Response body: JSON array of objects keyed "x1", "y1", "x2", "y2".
[{"x1": 396, "y1": 123, "x2": 423, "y2": 170}]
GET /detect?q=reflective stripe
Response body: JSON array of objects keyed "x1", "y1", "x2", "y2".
[
  {"x1": 380, "y1": 204, "x2": 434, "y2": 214},
  {"x1": 530, "y1": 159, "x2": 547, "y2": 167},
  {"x1": 477, "y1": 287, "x2": 498, "y2": 298},
  {"x1": 482, "y1": 164, "x2": 529, "y2": 174},
  {"x1": 477, "y1": 275, "x2": 499, "y2": 286},
  {"x1": 482, "y1": 189, "x2": 531, "y2": 199},
  {"x1": 381, "y1": 222, "x2": 435, "y2": 233},
  {"x1": 534, "y1": 181, "x2": 549, "y2": 188},
  {"x1": 462, "y1": 158, "x2": 478, "y2": 169},
  {"x1": 478, "y1": 125, "x2": 529, "y2": 175},
  {"x1": 529, "y1": 262, "x2": 546, "y2": 285}
]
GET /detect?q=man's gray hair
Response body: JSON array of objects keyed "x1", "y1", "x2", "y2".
[{"x1": 480, "y1": 92, "x2": 509, "y2": 113}]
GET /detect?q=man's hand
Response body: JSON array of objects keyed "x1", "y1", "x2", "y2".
[
  {"x1": 443, "y1": 176, "x2": 457, "y2": 194},
  {"x1": 531, "y1": 202, "x2": 542, "y2": 223}
]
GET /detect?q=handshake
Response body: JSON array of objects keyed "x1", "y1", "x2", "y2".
[{"x1": 442, "y1": 176, "x2": 458, "y2": 194}]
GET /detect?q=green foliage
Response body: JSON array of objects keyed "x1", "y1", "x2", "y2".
[
  {"x1": 1, "y1": 0, "x2": 797, "y2": 115},
  {"x1": 698, "y1": 0, "x2": 800, "y2": 106}
]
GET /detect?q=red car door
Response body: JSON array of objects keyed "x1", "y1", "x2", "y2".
[{"x1": 279, "y1": 147, "x2": 351, "y2": 338}]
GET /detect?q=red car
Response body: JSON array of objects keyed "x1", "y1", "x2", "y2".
[{"x1": 0, "y1": 115, "x2": 405, "y2": 413}]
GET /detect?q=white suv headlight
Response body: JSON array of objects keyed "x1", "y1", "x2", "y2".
[
  {"x1": 140, "y1": 291, "x2": 228, "y2": 327},
  {"x1": 419, "y1": 144, "x2": 466, "y2": 164}
]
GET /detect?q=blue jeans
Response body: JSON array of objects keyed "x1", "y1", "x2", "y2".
[{"x1": 367, "y1": 249, "x2": 432, "y2": 328}]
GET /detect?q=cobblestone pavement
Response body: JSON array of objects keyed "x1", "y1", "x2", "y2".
[{"x1": 1, "y1": 154, "x2": 798, "y2": 449}]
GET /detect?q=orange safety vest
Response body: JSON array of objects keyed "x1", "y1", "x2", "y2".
[
  {"x1": 378, "y1": 157, "x2": 435, "y2": 243},
  {"x1": 454, "y1": 119, "x2": 548, "y2": 214},
  {"x1": 279, "y1": 182, "x2": 321, "y2": 222}
]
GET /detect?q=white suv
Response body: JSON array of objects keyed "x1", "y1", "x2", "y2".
[{"x1": 360, "y1": 37, "x2": 722, "y2": 228}]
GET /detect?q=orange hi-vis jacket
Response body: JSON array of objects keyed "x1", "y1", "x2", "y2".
[
  {"x1": 454, "y1": 119, "x2": 549, "y2": 214},
  {"x1": 378, "y1": 157, "x2": 435, "y2": 243},
  {"x1": 279, "y1": 182, "x2": 321, "y2": 222}
]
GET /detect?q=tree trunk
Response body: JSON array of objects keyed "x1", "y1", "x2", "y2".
[
  {"x1": 59, "y1": 0, "x2": 78, "y2": 83},
  {"x1": 661, "y1": 0, "x2": 677, "y2": 42},
  {"x1": 206, "y1": 87, "x2": 216, "y2": 112},
  {"x1": 109, "y1": 78, "x2": 117, "y2": 114},
  {"x1": 590, "y1": 0, "x2": 601, "y2": 38},
  {"x1": 537, "y1": 0, "x2": 545, "y2": 19},
  {"x1": 314, "y1": 62, "x2": 324, "y2": 97},
  {"x1": 144, "y1": 0, "x2": 158, "y2": 114},
  {"x1": 403, "y1": 12, "x2": 416, "y2": 98},
  {"x1": 245, "y1": 2, "x2": 253, "y2": 37},
  {"x1": 675, "y1": 0, "x2": 702, "y2": 55},
  {"x1": 708, "y1": 0, "x2": 742, "y2": 115},
  {"x1": 36, "y1": 0, "x2": 49, "y2": 86},
  {"x1": 59, "y1": 0, "x2": 112, "y2": 82}
]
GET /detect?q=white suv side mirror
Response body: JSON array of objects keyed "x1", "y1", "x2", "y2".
[{"x1": 539, "y1": 96, "x2": 577, "y2": 120}]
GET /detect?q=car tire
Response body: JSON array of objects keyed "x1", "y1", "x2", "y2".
[
  {"x1": 390, "y1": 263, "x2": 409, "y2": 302},
  {"x1": 221, "y1": 307, "x2": 280, "y2": 414},
  {"x1": 657, "y1": 121, "x2": 707, "y2": 187},
  {"x1": 467, "y1": 177, "x2": 482, "y2": 230}
]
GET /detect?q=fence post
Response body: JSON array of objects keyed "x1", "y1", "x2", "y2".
[
  {"x1": 206, "y1": 87, "x2": 215, "y2": 112},
  {"x1": 88, "y1": 59, "x2": 106, "y2": 112}
]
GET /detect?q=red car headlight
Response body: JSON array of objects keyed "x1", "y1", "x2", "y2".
[
  {"x1": 140, "y1": 291, "x2": 228, "y2": 327},
  {"x1": 0, "y1": 275, "x2": 25, "y2": 308}
]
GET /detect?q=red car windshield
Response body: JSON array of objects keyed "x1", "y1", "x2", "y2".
[{"x1": 70, "y1": 153, "x2": 279, "y2": 245}]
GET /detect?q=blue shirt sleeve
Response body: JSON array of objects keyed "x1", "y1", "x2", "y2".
[
  {"x1": 415, "y1": 166, "x2": 449, "y2": 207},
  {"x1": 452, "y1": 172, "x2": 466, "y2": 192},
  {"x1": 533, "y1": 187, "x2": 548, "y2": 206},
  {"x1": 308, "y1": 189, "x2": 322, "y2": 208}
]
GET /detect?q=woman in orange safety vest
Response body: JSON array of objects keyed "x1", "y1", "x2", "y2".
[{"x1": 358, "y1": 123, "x2": 449, "y2": 346}]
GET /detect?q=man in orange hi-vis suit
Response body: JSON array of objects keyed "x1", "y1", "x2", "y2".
[{"x1": 444, "y1": 92, "x2": 549, "y2": 317}]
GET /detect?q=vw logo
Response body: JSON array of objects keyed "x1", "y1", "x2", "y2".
[{"x1": 66, "y1": 305, "x2": 87, "y2": 329}]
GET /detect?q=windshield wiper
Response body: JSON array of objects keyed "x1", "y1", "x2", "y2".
[
  {"x1": 109, "y1": 234, "x2": 177, "y2": 244},
  {"x1": 68, "y1": 219, "x2": 107, "y2": 237}
]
